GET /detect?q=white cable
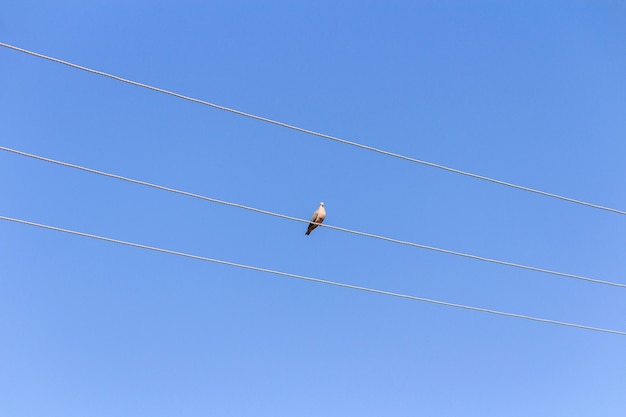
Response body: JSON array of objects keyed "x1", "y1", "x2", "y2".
[
  {"x1": 1, "y1": 42, "x2": 624, "y2": 216},
  {"x1": 2, "y1": 145, "x2": 625, "y2": 289},
  {"x1": 1, "y1": 214, "x2": 624, "y2": 336}
]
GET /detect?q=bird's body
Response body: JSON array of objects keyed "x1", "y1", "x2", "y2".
[{"x1": 305, "y1": 202, "x2": 326, "y2": 235}]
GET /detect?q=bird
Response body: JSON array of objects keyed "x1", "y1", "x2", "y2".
[{"x1": 305, "y1": 202, "x2": 326, "y2": 235}]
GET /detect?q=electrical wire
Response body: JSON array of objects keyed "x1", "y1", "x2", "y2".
[
  {"x1": 2, "y1": 145, "x2": 625, "y2": 289},
  {"x1": 1, "y1": 42, "x2": 624, "y2": 216},
  {"x1": 1, "y1": 214, "x2": 623, "y2": 336}
]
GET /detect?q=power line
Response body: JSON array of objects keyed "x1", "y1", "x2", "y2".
[
  {"x1": 1, "y1": 214, "x2": 623, "y2": 336},
  {"x1": 2, "y1": 145, "x2": 625, "y2": 289},
  {"x1": 1, "y1": 42, "x2": 624, "y2": 216}
]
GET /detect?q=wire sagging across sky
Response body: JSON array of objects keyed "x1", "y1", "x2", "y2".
[
  {"x1": 2, "y1": 145, "x2": 624, "y2": 289},
  {"x1": 1, "y1": 42, "x2": 624, "y2": 216},
  {"x1": 1, "y1": 214, "x2": 624, "y2": 336}
]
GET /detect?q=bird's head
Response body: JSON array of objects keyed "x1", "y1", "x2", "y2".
[{"x1": 319, "y1": 202, "x2": 324, "y2": 206}]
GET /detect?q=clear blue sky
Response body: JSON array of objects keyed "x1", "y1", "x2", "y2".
[{"x1": 2, "y1": 2, "x2": 625, "y2": 416}]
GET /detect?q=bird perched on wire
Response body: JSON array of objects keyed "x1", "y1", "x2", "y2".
[{"x1": 305, "y1": 202, "x2": 326, "y2": 235}]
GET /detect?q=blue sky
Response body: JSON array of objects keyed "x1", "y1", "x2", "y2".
[{"x1": 1, "y1": 2, "x2": 626, "y2": 416}]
